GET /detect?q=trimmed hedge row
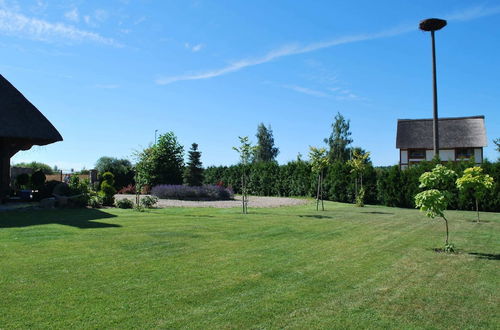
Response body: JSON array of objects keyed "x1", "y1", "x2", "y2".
[{"x1": 203, "y1": 160, "x2": 500, "y2": 212}]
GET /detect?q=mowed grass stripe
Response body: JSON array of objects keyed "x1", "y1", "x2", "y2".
[{"x1": 0, "y1": 201, "x2": 498, "y2": 328}]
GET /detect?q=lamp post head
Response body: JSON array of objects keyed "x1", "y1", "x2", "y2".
[{"x1": 419, "y1": 18, "x2": 447, "y2": 32}]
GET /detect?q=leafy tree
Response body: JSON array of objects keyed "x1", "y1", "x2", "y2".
[
  {"x1": 309, "y1": 146, "x2": 329, "y2": 211},
  {"x1": 324, "y1": 112, "x2": 353, "y2": 162},
  {"x1": 183, "y1": 143, "x2": 204, "y2": 186},
  {"x1": 233, "y1": 136, "x2": 256, "y2": 214},
  {"x1": 494, "y1": 138, "x2": 500, "y2": 153},
  {"x1": 348, "y1": 148, "x2": 371, "y2": 207},
  {"x1": 13, "y1": 161, "x2": 53, "y2": 174},
  {"x1": 414, "y1": 165, "x2": 457, "y2": 250},
  {"x1": 135, "y1": 132, "x2": 184, "y2": 187},
  {"x1": 254, "y1": 123, "x2": 279, "y2": 162},
  {"x1": 95, "y1": 156, "x2": 134, "y2": 189},
  {"x1": 456, "y1": 167, "x2": 494, "y2": 223}
]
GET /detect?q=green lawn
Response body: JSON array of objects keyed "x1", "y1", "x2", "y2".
[{"x1": 0, "y1": 202, "x2": 498, "y2": 329}]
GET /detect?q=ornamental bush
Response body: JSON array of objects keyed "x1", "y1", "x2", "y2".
[
  {"x1": 100, "y1": 172, "x2": 116, "y2": 206},
  {"x1": 115, "y1": 198, "x2": 134, "y2": 209}
]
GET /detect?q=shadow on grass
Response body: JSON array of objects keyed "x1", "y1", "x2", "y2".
[
  {"x1": 360, "y1": 211, "x2": 394, "y2": 215},
  {"x1": 0, "y1": 208, "x2": 120, "y2": 229},
  {"x1": 468, "y1": 252, "x2": 500, "y2": 261},
  {"x1": 299, "y1": 215, "x2": 334, "y2": 219}
]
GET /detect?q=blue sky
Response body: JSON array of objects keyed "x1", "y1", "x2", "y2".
[{"x1": 3, "y1": 0, "x2": 499, "y2": 171}]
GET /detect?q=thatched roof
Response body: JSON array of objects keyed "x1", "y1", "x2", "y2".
[
  {"x1": 0, "y1": 74, "x2": 62, "y2": 146},
  {"x1": 396, "y1": 116, "x2": 487, "y2": 149}
]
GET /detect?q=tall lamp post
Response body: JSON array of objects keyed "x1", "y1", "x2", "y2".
[{"x1": 419, "y1": 18, "x2": 447, "y2": 157}]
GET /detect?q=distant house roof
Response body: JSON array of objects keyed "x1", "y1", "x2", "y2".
[
  {"x1": 396, "y1": 116, "x2": 487, "y2": 149},
  {"x1": 0, "y1": 74, "x2": 62, "y2": 146}
]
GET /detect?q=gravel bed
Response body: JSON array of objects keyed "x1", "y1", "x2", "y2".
[{"x1": 115, "y1": 194, "x2": 308, "y2": 208}]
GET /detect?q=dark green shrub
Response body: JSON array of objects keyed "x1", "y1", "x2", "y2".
[
  {"x1": 31, "y1": 170, "x2": 46, "y2": 189},
  {"x1": 39, "y1": 180, "x2": 60, "y2": 199},
  {"x1": 115, "y1": 198, "x2": 134, "y2": 209},
  {"x1": 89, "y1": 194, "x2": 103, "y2": 208},
  {"x1": 53, "y1": 183, "x2": 70, "y2": 196},
  {"x1": 16, "y1": 173, "x2": 30, "y2": 189},
  {"x1": 140, "y1": 195, "x2": 158, "y2": 208}
]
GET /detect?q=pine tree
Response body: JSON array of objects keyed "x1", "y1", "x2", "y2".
[
  {"x1": 183, "y1": 143, "x2": 204, "y2": 186},
  {"x1": 254, "y1": 123, "x2": 279, "y2": 162},
  {"x1": 324, "y1": 112, "x2": 353, "y2": 162}
]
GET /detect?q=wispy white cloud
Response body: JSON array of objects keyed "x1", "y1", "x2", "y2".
[
  {"x1": 64, "y1": 8, "x2": 79, "y2": 22},
  {"x1": 184, "y1": 42, "x2": 204, "y2": 52},
  {"x1": 283, "y1": 85, "x2": 328, "y2": 98},
  {"x1": 156, "y1": 25, "x2": 412, "y2": 85},
  {"x1": 0, "y1": 9, "x2": 121, "y2": 46},
  {"x1": 83, "y1": 9, "x2": 108, "y2": 27},
  {"x1": 156, "y1": 4, "x2": 500, "y2": 86},
  {"x1": 445, "y1": 4, "x2": 500, "y2": 21}
]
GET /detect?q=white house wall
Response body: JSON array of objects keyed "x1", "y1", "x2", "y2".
[{"x1": 426, "y1": 150, "x2": 434, "y2": 161}]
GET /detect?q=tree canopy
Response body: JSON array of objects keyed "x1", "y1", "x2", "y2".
[
  {"x1": 135, "y1": 132, "x2": 184, "y2": 187},
  {"x1": 95, "y1": 156, "x2": 134, "y2": 189},
  {"x1": 324, "y1": 112, "x2": 353, "y2": 162},
  {"x1": 13, "y1": 161, "x2": 53, "y2": 174},
  {"x1": 254, "y1": 123, "x2": 279, "y2": 162}
]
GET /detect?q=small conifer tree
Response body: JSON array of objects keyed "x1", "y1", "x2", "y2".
[{"x1": 183, "y1": 143, "x2": 204, "y2": 186}]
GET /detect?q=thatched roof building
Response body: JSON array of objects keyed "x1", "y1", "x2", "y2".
[
  {"x1": 0, "y1": 74, "x2": 62, "y2": 200},
  {"x1": 396, "y1": 116, "x2": 487, "y2": 168},
  {"x1": 396, "y1": 116, "x2": 487, "y2": 149}
]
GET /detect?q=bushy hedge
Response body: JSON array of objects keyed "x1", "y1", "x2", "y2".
[
  {"x1": 203, "y1": 159, "x2": 500, "y2": 212},
  {"x1": 151, "y1": 184, "x2": 234, "y2": 201}
]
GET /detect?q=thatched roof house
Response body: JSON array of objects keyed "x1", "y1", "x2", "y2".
[
  {"x1": 0, "y1": 74, "x2": 62, "y2": 200},
  {"x1": 396, "y1": 116, "x2": 487, "y2": 168}
]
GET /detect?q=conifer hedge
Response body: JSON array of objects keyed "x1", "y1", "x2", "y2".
[{"x1": 204, "y1": 160, "x2": 500, "y2": 212}]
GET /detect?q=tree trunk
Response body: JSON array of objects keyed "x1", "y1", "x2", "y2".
[
  {"x1": 316, "y1": 173, "x2": 320, "y2": 211},
  {"x1": 476, "y1": 197, "x2": 480, "y2": 223},
  {"x1": 443, "y1": 215, "x2": 449, "y2": 245},
  {"x1": 320, "y1": 170, "x2": 324, "y2": 211}
]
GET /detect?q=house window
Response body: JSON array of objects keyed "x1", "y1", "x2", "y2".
[
  {"x1": 409, "y1": 149, "x2": 426, "y2": 159},
  {"x1": 456, "y1": 148, "x2": 474, "y2": 159}
]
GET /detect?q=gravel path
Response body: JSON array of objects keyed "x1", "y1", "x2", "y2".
[{"x1": 115, "y1": 194, "x2": 308, "y2": 208}]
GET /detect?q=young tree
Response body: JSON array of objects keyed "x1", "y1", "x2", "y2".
[
  {"x1": 456, "y1": 167, "x2": 494, "y2": 223},
  {"x1": 254, "y1": 123, "x2": 279, "y2": 162},
  {"x1": 324, "y1": 112, "x2": 353, "y2": 162},
  {"x1": 135, "y1": 132, "x2": 184, "y2": 187},
  {"x1": 414, "y1": 165, "x2": 457, "y2": 250},
  {"x1": 183, "y1": 143, "x2": 204, "y2": 186},
  {"x1": 309, "y1": 146, "x2": 329, "y2": 211},
  {"x1": 348, "y1": 148, "x2": 371, "y2": 207},
  {"x1": 233, "y1": 136, "x2": 256, "y2": 214}
]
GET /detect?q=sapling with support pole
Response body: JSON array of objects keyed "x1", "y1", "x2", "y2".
[
  {"x1": 309, "y1": 146, "x2": 329, "y2": 211},
  {"x1": 233, "y1": 136, "x2": 256, "y2": 214}
]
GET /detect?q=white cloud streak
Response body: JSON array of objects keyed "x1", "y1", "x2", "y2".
[
  {"x1": 0, "y1": 9, "x2": 121, "y2": 46},
  {"x1": 444, "y1": 4, "x2": 500, "y2": 21},
  {"x1": 156, "y1": 4, "x2": 500, "y2": 85},
  {"x1": 156, "y1": 25, "x2": 412, "y2": 85},
  {"x1": 283, "y1": 85, "x2": 328, "y2": 98}
]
